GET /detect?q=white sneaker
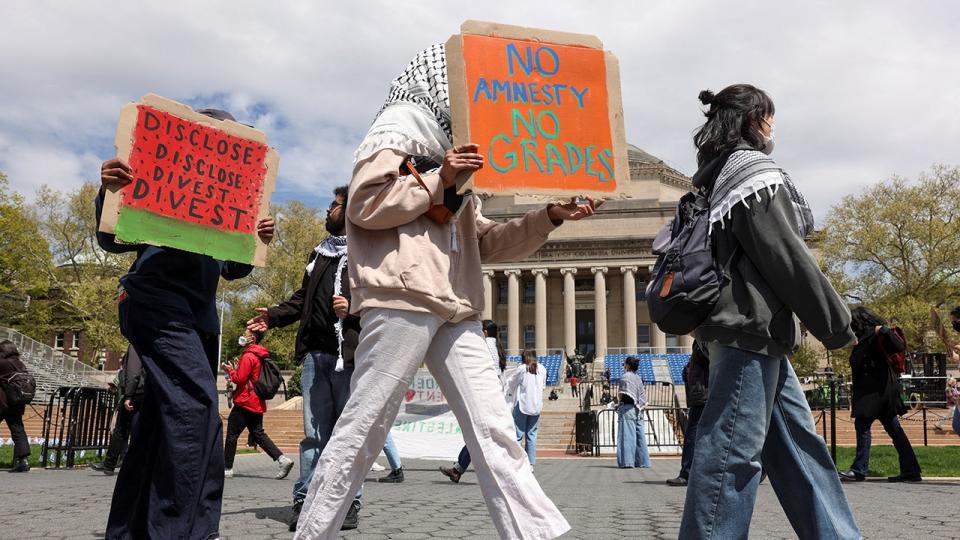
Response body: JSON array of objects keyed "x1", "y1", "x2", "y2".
[
  {"x1": 224, "y1": 468, "x2": 234, "y2": 478},
  {"x1": 276, "y1": 455, "x2": 294, "y2": 480},
  {"x1": 370, "y1": 462, "x2": 385, "y2": 472}
]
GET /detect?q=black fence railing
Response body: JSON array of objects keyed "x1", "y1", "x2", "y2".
[
  {"x1": 588, "y1": 382, "x2": 686, "y2": 456},
  {"x1": 41, "y1": 386, "x2": 116, "y2": 468}
]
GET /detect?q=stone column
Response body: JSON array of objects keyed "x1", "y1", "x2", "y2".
[
  {"x1": 650, "y1": 323, "x2": 666, "y2": 353},
  {"x1": 679, "y1": 334, "x2": 695, "y2": 349},
  {"x1": 561, "y1": 268, "x2": 578, "y2": 357},
  {"x1": 481, "y1": 270, "x2": 495, "y2": 321},
  {"x1": 505, "y1": 269, "x2": 521, "y2": 355},
  {"x1": 592, "y1": 267, "x2": 608, "y2": 359},
  {"x1": 621, "y1": 266, "x2": 639, "y2": 353},
  {"x1": 532, "y1": 268, "x2": 549, "y2": 356}
]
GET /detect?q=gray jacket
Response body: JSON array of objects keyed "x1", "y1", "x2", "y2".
[{"x1": 692, "y1": 152, "x2": 855, "y2": 357}]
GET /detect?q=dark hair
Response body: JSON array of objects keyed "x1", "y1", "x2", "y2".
[
  {"x1": 951, "y1": 306, "x2": 960, "y2": 319},
  {"x1": 482, "y1": 320, "x2": 507, "y2": 371},
  {"x1": 250, "y1": 329, "x2": 265, "y2": 344},
  {"x1": 624, "y1": 356, "x2": 639, "y2": 372},
  {"x1": 850, "y1": 306, "x2": 887, "y2": 337},
  {"x1": 522, "y1": 349, "x2": 538, "y2": 374},
  {"x1": 0, "y1": 340, "x2": 19, "y2": 360},
  {"x1": 694, "y1": 84, "x2": 775, "y2": 166},
  {"x1": 334, "y1": 185, "x2": 349, "y2": 208}
]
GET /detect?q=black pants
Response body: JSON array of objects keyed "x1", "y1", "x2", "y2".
[
  {"x1": 2, "y1": 413, "x2": 29, "y2": 461},
  {"x1": 106, "y1": 299, "x2": 224, "y2": 540},
  {"x1": 571, "y1": 385, "x2": 579, "y2": 397},
  {"x1": 223, "y1": 405, "x2": 282, "y2": 468},
  {"x1": 103, "y1": 402, "x2": 138, "y2": 469},
  {"x1": 851, "y1": 413, "x2": 921, "y2": 476},
  {"x1": 679, "y1": 403, "x2": 705, "y2": 479}
]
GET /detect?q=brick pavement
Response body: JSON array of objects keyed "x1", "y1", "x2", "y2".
[{"x1": 0, "y1": 454, "x2": 957, "y2": 539}]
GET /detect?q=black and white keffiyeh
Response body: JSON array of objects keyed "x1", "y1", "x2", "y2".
[
  {"x1": 707, "y1": 150, "x2": 814, "y2": 238},
  {"x1": 305, "y1": 236, "x2": 349, "y2": 372},
  {"x1": 353, "y1": 43, "x2": 453, "y2": 166}
]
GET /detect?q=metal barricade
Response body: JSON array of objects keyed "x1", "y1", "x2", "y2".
[
  {"x1": 592, "y1": 383, "x2": 685, "y2": 455},
  {"x1": 41, "y1": 386, "x2": 116, "y2": 468}
]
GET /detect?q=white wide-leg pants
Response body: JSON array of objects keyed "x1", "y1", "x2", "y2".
[{"x1": 295, "y1": 308, "x2": 570, "y2": 540}]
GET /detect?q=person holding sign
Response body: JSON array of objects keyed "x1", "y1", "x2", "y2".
[
  {"x1": 95, "y1": 108, "x2": 275, "y2": 540},
  {"x1": 294, "y1": 44, "x2": 602, "y2": 539}
]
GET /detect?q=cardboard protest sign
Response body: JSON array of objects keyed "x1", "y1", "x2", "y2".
[
  {"x1": 99, "y1": 94, "x2": 278, "y2": 266},
  {"x1": 446, "y1": 21, "x2": 628, "y2": 197}
]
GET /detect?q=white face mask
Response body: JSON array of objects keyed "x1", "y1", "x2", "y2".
[
  {"x1": 761, "y1": 131, "x2": 775, "y2": 155},
  {"x1": 238, "y1": 336, "x2": 248, "y2": 347}
]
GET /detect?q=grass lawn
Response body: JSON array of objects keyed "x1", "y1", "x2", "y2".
[
  {"x1": 834, "y1": 445, "x2": 960, "y2": 477},
  {"x1": 0, "y1": 444, "x2": 257, "y2": 469}
]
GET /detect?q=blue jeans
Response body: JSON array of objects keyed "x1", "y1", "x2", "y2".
[
  {"x1": 512, "y1": 404, "x2": 540, "y2": 465},
  {"x1": 293, "y1": 352, "x2": 360, "y2": 504},
  {"x1": 382, "y1": 432, "x2": 402, "y2": 471},
  {"x1": 850, "y1": 414, "x2": 920, "y2": 476},
  {"x1": 616, "y1": 404, "x2": 651, "y2": 468},
  {"x1": 679, "y1": 404, "x2": 704, "y2": 478},
  {"x1": 679, "y1": 344, "x2": 861, "y2": 540},
  {"x1": 953, "y1": 407, "x2": 960, "y2": 435}
]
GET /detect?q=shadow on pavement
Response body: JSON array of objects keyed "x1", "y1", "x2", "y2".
[{"x1": 222, "y1": 505, "x2": 290, "y2": 525}]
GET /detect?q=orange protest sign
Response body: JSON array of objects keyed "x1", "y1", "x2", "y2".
[{"x1": 447, "y1": 21, "x2": 628, "y2": 197}]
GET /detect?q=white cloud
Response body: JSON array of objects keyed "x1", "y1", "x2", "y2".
[{"x1": 0, "y1": 0, "x2": 957, "y2": 213}]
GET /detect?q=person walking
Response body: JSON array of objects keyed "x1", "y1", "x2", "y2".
[
  {"x1": 294, "y1": 43, "x2": 601, "y2": 539},
  {"x1": 96, "y1": 112, "x2": 276, "y2": 540},
  {"x1": 667, "y1": 343, "x2": 709, "y2": 486},
  {"x1": 506, "y1": 350, "x2": 547, "y2": 468},
  {"x1": 839, "y1": 307, "x2": 921, "y2": 483},
  {"x1": 91, "y1": 346, "x2": 145, "y2": 474},
  {"x1": 616, "y1": 356, "x2": 651, "y2": 469},
  {"x1": 679, "y1": 85, "x2": 860, "y2": 539},
  {"x1": 222, "y1": 329, "x2": 294, "y2": 480},
  {"x1": 0, "y1": 340, "x2": 31, "y2": 473},
  {"x1": 439, "y1": 320, "x2": 507, "y2": 483}
]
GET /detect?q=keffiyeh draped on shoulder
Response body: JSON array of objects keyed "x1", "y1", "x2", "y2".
[{"x1": 707, "y1": 150, "x2": 815, "y2": 238}]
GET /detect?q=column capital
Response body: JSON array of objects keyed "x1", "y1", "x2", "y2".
[
  {"x1": 504, "y1": 269, "x2": 522, "y2": 277},
  {"x1": 482, "y1": 269, "x2": 496, "y2": 278},
  {"x1": 647, "y1": 264, "x2": 656, "y2": 273},
  {"x1": 560, "y1": 267, "x2": 578, "y2": 276},
  {"x1": 620, "y1": 266, "x2": 639, "y2": 274},
  {"x1": 590, "y1": 266, "x2": 608, "y2": 275},
  {"x1": 531, "y1": 268, "x2": 549, "y2": 276}
]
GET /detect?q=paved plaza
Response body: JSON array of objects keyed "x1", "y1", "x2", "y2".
[{"x1": 1, "y1": 454, "x2": 957, "y2": 539}]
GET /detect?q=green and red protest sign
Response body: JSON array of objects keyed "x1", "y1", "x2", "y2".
[{"x1": 99, "y1": 94, "x2": 278, "y2": 266}]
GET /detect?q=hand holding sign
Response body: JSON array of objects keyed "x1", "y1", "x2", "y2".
[
  {"x1": 440, "y1": 143, "x2": 484, "y2": 188},
  {"x1": 547, "y1": 196, "x2": 605, "y2": 223},
  {"x1": 101, "y1": 158, "x2": 133, "y2": 189}
]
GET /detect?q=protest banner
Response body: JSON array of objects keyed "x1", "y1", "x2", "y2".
[
  {"x1": 98, "y1": 94, "x2": 279, "y2": 266},
  {"x1": 446, "y1": 20, "x2": 628, "y2": 197}
]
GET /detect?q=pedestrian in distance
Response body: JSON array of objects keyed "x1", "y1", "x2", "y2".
[
  {"x1": 0, "y1": 340, "x2": 31, "y2": 473},
  {"x1": 506, "y1": 350, "x2": 547, "y2": 468},
  {"x1": 839, "y1": 306, "x2": 921, "y2": 483},
  {"x1": 222, "y1": 328, "x2": 294, "y2": 481},
  {"x1": 92, "y1": 345, "x2": 145, "y2": 475},
  {"x1": 616, "y1": 356, "x2": 650, "y2": 469},
  {"x1": 667, "y1": 343, "x2": 709, "y2": 486}
]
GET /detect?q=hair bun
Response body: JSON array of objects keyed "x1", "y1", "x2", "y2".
[{"x1": 698, "y1": 90, "x2": 715, "y2": 106}]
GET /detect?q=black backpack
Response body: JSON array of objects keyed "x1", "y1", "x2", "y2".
[
  {"x1": 2, "y1": 371, "x2": 37, "y2": 407},
  {"x1": 645, "y1": 190, "x2": 724, "y2": 335},
  {"x1": 253, "y1": 356, "x2": 282, "y2": 400}
]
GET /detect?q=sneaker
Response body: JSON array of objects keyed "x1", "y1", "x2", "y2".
[
  {"x1": 288, "y1": 500, "x2": 303, "y2": 532},
  {"x1": 665, "y1": 476, "x2": 688, "y2": 486},
  {"x1": 439, "y1": 466, "x2": 461, "y2": 484},
  {"x1": 224, "y1": 468, "x2": 234, "y2": 479},
  {"x1": 378, "y1": 467, "x2": 404, "y2": 483},
  {"x1": 341, "y1": 500, "x2": 360, "y2": 530},
  {"x1": 887, "y1": 473, "x2": 922, "y2": 483},
  {"x1": 370, "y1": 462, "x2": 385, "y2": 472},
  {"x1": 839, "y1": 470, "x2": 865, "y2": 482},
  {"x1": 90, "y1": 462, "x2": 116, "y2": 475},
  {"x1": 276, "y1": 455, "x2": 294, "y2": 480},
  {"x1": 9, "y1": 457, "x2": 30, "y2": 473}
]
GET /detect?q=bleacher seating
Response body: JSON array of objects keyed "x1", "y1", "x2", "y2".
[
  {"x1": 605, "y1": 353, "x2": 692, "y2": 385},
  {"x1": 538, "y1": 354, "x2": 563, "y2": 386}
]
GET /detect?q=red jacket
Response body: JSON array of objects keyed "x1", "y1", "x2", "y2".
[{"x1": 228, "y1": 344, "x2": 269, "y2": 414}]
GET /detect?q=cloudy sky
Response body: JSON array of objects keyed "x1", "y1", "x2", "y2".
[{"x1": 1, "y1": 1, "x2": 957, "y2": 219}]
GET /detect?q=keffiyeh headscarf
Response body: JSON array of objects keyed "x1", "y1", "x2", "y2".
[
  {"x1": 305, "y1": 236, "x2": 349, "y2": 372},
  {"x1": 353, "y1": 43, "x2": 453, "y2": 166},
  {"x1": 707, "y1": 150, "x2": 814, "y2": 238}
]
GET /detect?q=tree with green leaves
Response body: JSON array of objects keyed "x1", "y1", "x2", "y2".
[{"x1": 821, "y1": 165, "x2": 960, "y2": 351}]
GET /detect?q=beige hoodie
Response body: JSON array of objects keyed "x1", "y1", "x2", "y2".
[{"x1": 346, "y1": 149, "x2": 558, "y2": 323}]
